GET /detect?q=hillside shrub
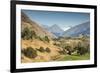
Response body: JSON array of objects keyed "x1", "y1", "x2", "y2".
[
  {"x1": 53, "y1": 43, "x2": 60, "y2": 47},
  {"x1": 58, "y1": 49, "x2": 66, "y2": 55},
  {"x1": 45, "y1": 47, "x2": 51, "y2": 53},
  {"x1": 76, "y1": 42, "x2": 89, "y2": 55},
  {"x1": 22, "y1": 47, "x2": 37, "y2": 58},
  {"x1": 21, "y1": 27, "x2": 36, "y2": 40},
  {"x1": 44, "y1": 36, "x2": 50, "y2": 43},
  {"x1": 38, "y1": 47, "x2": 45, "y2": 52},
  {"x1": 65, "y1": 45, "x2": 72, "y2": 55}
]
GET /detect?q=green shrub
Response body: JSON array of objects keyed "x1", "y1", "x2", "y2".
[
  {"x1": 36, "y1": 36, "x2": 50, "y2": 43},
  {"x1": 21, "y1": 27, "x2": 36, "y2": 40},
  {"x1": 38, "y1": 47, "x2": 45, "y2": 52},
  {"x1": 38, "y1": 36, "x2": 44, "y2": 41},
  {"x1": 77, "y1": 46, "x2": 86, "y2": 55},
  {"x1": 87, "y1": 44, "x2": 90, "y2": 53},
  {"x1": 45, "y1": 47, "x2": 51, "y2": 53},
  {"x1": 35, "y1": 48, "x2": 38, "y2": 50},
  {"x1": 44, "y1": 36, "x2": 50, "y2": 43},
  {"x1": 53, "y1": 43, "x2": 60, "y2": 47},
  {"x1": 22, "y1": 47, "x2": 37, "y2": 58},
  {"x1": 53, "y1": 43, "x2": 57, "y2": 45},
  {"x1": 76, "y1": 42, "x2": 89, "y2": 55},
  {"x1": 58, "y1": 49, "x2": 66, "y2": 55},
  {"x1": 65, "y1": 45, "x2": 72, "y2": 55}
]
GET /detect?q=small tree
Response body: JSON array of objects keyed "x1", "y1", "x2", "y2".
[
  {"x1": 22, "y1": 47, "x2": 37, "y2": 58},
  {"x1": 87, "y1": 44, "x2": 90, "y2": 53},
  {"x1": 77, "y1": 46, "x2": 85, "y2": 55},
  {"x1": 38, "y1": 47, "x2": 45, "y2": 52},
  {"x1": 44, "y1": 36, "x2": 50, "y2": 43},
  {"x1": 21, "y1": 27, "x2": 37, "y2": 40},
  {"x1": 38, "y1": 36, "x2": 44, "y2": 41},
  {"x1": 45, "y1": 47, "x2": 51, "y2": 53},
  {"x1": 31, "y1": 30, "x2": 37, "y2": 38},
  {"x1": 65, "y1": 45, "x2": 72, "y2": 55},
  {"x1": 21, "y1": 27, "x2": 29, "y2": 39},
  {"x1": 76, "y1": 42, "x2": 89, "y2": 55}
]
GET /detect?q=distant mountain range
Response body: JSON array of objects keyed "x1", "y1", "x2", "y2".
[
  {"x1": 63, "y1": 21, "x2": 90, "y2": 37},
  {"x1": 42, "y1": 24, "x2": 64, "y2": 37}
]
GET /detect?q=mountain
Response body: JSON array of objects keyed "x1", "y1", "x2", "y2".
[
  {"x1": 45, "y1": 24, "x2": 64, "y2": 37},
  {"x1": 63, "y1": 21, "x2": 90, "y2": 37},
  {"x1": 21, "y1": 12, "x2": 56, "y2": 38}
]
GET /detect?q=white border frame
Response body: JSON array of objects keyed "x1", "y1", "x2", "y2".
[{"x1": 16, "y1": 4, "x2": 95, "y2": 69}]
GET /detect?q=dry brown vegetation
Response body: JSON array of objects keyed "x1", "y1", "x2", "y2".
[{"x1": 21, "y1": 29, "x2": 90, "y2": 63}]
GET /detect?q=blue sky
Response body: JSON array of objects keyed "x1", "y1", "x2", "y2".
[{"x1": 22, "y1": 10, "x2": 90, "y2": 31}]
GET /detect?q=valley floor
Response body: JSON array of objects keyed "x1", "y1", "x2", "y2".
[
  {"x1": 56, "y1": 53, "x2": 90, "y2": 61},
  {"x1": 22, "y1": 53, "x2": 90, "y2": 63}
]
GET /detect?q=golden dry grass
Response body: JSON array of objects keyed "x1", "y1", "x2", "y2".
[{"x1": 21, "y1": 39, "x2": 61, "y2": 63}]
